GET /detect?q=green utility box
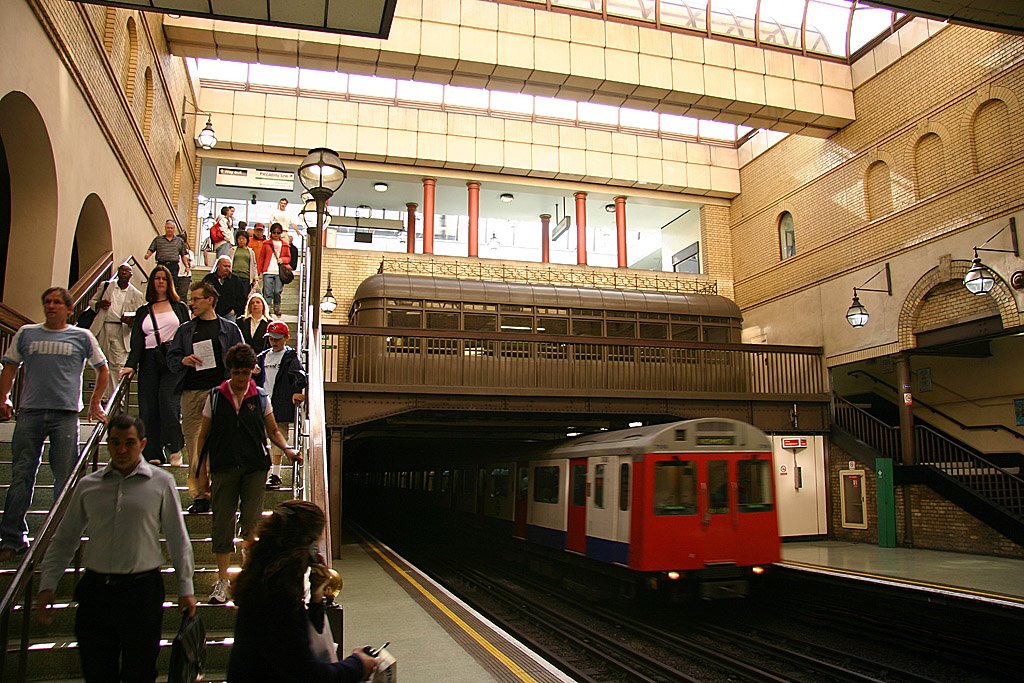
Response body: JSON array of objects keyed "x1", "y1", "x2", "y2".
[{"x1": 876, "y1": 458, "x2": 896, "y2": 547}]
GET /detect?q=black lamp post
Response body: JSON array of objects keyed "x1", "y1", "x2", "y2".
[{"x1": 298, "y1": 148, "x2": 346, "y2": 331}]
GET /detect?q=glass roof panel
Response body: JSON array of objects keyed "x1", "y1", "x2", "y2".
[
  {"x1": 299, "y1": 69, "x2": 348, "y2": 93},
  {"x1": 535, "y1": 96, "x2": 578, "y2": 120},
  {"x1": 197, "y1": 59, "x2": 248, "y2": 82},
  {"x1": 850, "y1": 2, "x2": 897, "y2": 54},
  {"x1": 661, "y1": 0, "x2": 708, "y2": 32},
  {"x1": 348, "y1": 74, "x2": 396, "y2": 99},
  {"x1": 491, "y1": 91, "x2": 534, "y2": 115},
  {"x1": 396, "y1": 80, "x2": 443, "y2": 104},
  {"x1": 248, "y1": 64, "x2": 298, "y2": 88},
  {"x1": 758, "y1": 0, "x2": 804, "y2": 50},
  {"x1": 607, "y1": 0, "x2": 656, "y2": 21},
  {"x1": 804, "y1": 0, "x2": 855, "y2": 56},
  {"x1": 709, "y1": 0, "x2": 758, "y2": 41}
]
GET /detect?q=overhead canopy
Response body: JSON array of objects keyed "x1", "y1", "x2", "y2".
[
  {"x1": 869, "y1": 0, "x2": 1024, "y2": 34},
  {"x1": 78, "y1": 0, "x2": 397, "y2": 39}
]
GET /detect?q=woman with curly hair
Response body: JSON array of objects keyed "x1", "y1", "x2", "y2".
[{"x1": 227, "y1": 500, "x2": 377, "y2": 682}]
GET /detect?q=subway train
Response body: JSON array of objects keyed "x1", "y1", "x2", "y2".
[
  {"x1": 349, "y1": 418, "x2": 781, "y2": 600},
  {"x1": 345, "y1": 274, "x2": 752, "y2": 392}
]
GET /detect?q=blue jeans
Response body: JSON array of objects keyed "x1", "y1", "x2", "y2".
[
  {"x1": 263, "y1": 274, "x2": 283, "y2": 307},
  {"x1": 0, "y1": 409, "x2": 80, "y2": 550}
]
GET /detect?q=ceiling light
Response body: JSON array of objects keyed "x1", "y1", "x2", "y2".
[
  {"x1": 374, "y1": 182, "x2": 389, "y2": 192},
  {"x1": 605, "y1": 204, "x2": 615, "y2": 213},
  {"x1": 499, "y1": 193, "x2": 514, "y2": 203}
]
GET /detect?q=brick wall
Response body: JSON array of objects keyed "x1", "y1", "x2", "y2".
[
  {"x1": 914, "y1": 280, "x2": 999, "y2": 332},
  {"x1": 731, "y1": 25, "x2": 1024, "y2": 311}
]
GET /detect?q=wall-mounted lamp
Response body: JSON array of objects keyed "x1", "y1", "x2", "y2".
[
  {"x1": 374, "y1": 182, "x2": 389, "y2": 192},
  {"x1": 963, "y1": 217, "x2": 1019, "y2": 295},
  {"x1": 846, "y1": 263, "x2": 892, "y2": 328},
  {"x1": 180, "y1": 97, "x2": 217, "y2": 149},
  {"x1": 604, "y1": 203, "x2": 615, "y2": 213},
  {"x1": 499, "y1": 193, "x2": 514, "y2": 203},
  {"x1": 320, "y1": 271, "x2": 337, "y2": 314}
]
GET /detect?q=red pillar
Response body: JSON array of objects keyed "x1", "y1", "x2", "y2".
[
  {"x1": 422, "y1": 178, "x2": 435, "y2": 255},
  {"x1": 574, "y1": 191, "x2": 587, "y2": 266},
  {"x1": 467, "y1": 181, "x2": 480, "y2": 257},
  {"x1": 614, "y1": 195, "x2": 627, "y2": 268},
  {"x1": 539, "y1": 213, "x2": 551, "y2": 263},
  {"x1": 405, "y1": 202, "x2": 417, "y2": 254}
]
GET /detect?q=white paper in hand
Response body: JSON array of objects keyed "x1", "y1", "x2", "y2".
[{"x1": 193, "y1": 339, "x2": 216, "y2": 369}]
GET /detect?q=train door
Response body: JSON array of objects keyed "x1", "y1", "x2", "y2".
[
  {"x1": 585, "y1": 456, "x2": 629, "y2": 564},
  {"x1": 700, "y1": 458, "x2": 740, "y2": 561},
  {"x1": 566, "y1": 458, "x2": 587, "y2": 553},
  {"x1": 513, "y1": 462, "x2": 529, "y2": 539}
]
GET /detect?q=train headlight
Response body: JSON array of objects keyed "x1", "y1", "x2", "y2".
[
  {"x1": 666, "y1": 571, "x2": 681, "y2": 581},
  {"x1": 751, "y1": 566, "x2": 765, "y2": 575}
]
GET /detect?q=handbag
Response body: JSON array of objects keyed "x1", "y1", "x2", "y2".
[
  {"x1": 278, "y1": 263, "x2": 294, "y2": 285},
  {"x1": 76, "y1": 307, "x2": 97, "y2": 329},
  {"x1": 167, "y1": 613, "x2": 206, "y2": 683},
  {"x1": 147, "y1": 306, "x2": 171, "y2": 360}
]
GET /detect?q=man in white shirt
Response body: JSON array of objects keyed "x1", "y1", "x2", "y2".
[
  {"x1": 35, "y1": 413, "x2": 196, "y2": 681},
  {"x1": 268, "y1": 197, "x2": 301, "y2": 244},
  {"x1": 89, "y1": 263, "x2": 144, "y2": 397}
]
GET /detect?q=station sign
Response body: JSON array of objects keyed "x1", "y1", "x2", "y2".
[
  {"x1": 781, "y1": 437, "x2": 807, "y2": 449},
  {"x1": 216, "y1": 166, "x2": 295, "y2": 191}
]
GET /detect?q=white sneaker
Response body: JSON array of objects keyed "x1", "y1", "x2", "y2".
[
  {"x1": 168, "y1": 452, "x2": 184, "y2": 467},
  {"x1": 209, "y1": 578, "x2": 230, "y2": 604}
]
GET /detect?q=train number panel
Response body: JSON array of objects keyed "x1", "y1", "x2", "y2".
[{"x1": 630, "y1": 451, "x2": 780, "y2": 572}]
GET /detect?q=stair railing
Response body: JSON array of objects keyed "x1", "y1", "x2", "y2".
[
  {"x1": 0, "y1": 304, "x2": 34, "y2": 411},
  {"x1": 0, "y1": 375, "x2": 132, "y2": 682},
  {"x1": 848, "y1": 369, "x2": 1024, "y2": 443},
  {"x1": 832, "y1": 393, "x2": 901, "y2": 459},
  {"x1": 68, "y1": 251, "x2": 115, "y2": 326}
]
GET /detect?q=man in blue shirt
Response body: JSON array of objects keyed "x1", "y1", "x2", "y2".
[{"x1": 0, "y1": 287, "x2": 108, "y2": 562}]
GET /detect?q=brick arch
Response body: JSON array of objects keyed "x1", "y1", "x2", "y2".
[
  {"x1": 142, "y1": 67, "x2": 154, "y2": 140},
  {"x1": 898, "y1": 259, "x2": 1019, "y2": 350},
  {"x1": 865, "y1": 160, "x2": 893, "y2": 221},
  {"x1": 962, "y1": 85, "x2": 1020, "y2": 173},
  {"x1": 102, "y1": 7, "x2": 116, "y2": 55},
  {"x1": 123, "y1": 17, "x2": 138, "y2": 104}
]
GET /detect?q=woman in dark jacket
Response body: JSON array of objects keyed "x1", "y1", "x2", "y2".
[
  {"x1": 228, "y1": 500, "x2": 377, "y2": 682},
  {"x1": 121, "y1": 265, "x2": 191, "y2": 465},
  {"x1": 238, "y1": 292, "x2": 271, "y2": 355}
]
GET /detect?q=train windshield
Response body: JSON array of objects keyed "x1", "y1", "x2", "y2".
[
  {"x1": 738, "y1": 458, "x2": 774, "y2": 512},
  {"x1": 653, "y1": 461, "x2": 697, "y2": 516}
]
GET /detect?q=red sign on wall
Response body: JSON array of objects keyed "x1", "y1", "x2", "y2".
[{"x1": 782, "y1": 438, "x2": 807, "y2": 449}]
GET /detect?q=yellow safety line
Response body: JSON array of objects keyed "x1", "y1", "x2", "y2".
[
  {"x1": 361, "y1": 536, "x2": 541, "y2": 683},
  {"x1": 780, "y1": 561, "x2": 1024, "y2": 604}
]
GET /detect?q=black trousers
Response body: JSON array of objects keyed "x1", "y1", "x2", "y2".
[
  {"x1": 138, "y1": 347, "x2": 184, "y2": 463},
  {"x1": 74, "y1": 569, "x2": 164, "y2": 683}
]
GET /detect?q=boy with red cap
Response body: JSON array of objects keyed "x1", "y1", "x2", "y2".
[{"x1": 254, "y1": 321, "x2": 306, "y2": 489}]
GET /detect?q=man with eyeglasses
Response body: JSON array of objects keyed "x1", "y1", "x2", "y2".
[{"x1": 166, "y1": 281, "x2": 243, "y2": 514}]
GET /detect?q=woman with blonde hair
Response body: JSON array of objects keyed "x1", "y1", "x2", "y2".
[
  {"x1": 228, "y1": 500, "x2": 377, "y2": 681},
  {"x1": 238, "y1": 293, "x2": 271, "y2": 355}
]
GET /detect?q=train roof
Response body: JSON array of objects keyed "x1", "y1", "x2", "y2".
[
  {"x1": 547, "y1": 418, "x2": 772, "y2": 456},
  {"x1": 353, "y1": 274, "x2": 741, "y2": 319}
]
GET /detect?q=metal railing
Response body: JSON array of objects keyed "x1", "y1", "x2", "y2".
[
  {"x1": 0, "y1": 376, "x2": 131, "y2": 681},
  {"x1": 0, "y1": 304, "x2": 33, "y2": 411},
  {"x1": 322, "y1": 326, "x2": 827, "y2": 399},
  {"x1": 68, "y1": 251, "x2": 115, "y2": 326},
  {"x1": 832, "y1": 393, "x2": 900, "y2": 459}
]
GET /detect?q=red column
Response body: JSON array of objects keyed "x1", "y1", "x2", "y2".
[
  {"x1": 467, "y1": 181, "x2": 480, "y2": 257},
  {"x1": 539, "y1": 213, "x2": 551, "y2": 263},
  {"x1": 614, "y1": 195, "x2": 627, "y2": 268},
  {"x1": 405, "y1": 202, "x2": 417, "y2": 254},
  {"x1": 422, "y1": 178, "x2": 436, "y2": 255},
  {"x1": 574, "y1": 191, "x2": 587, "y2": 266}
]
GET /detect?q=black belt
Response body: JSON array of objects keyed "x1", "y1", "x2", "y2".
[
  {"x1": 158, "y1": 260, "x2": 179, "y2": 266},
  {"x1": 85, "y1": 568, "x2": 160, "y2": 586}
]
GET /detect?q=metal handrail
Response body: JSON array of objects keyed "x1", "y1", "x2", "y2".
[
  {"x1": 0, "y1": 375, "x2": 131, "y2": 681},
  {"x1": 848, "y1": 369, "x2": 1024, "y2": 442},
  {"x1": 832, "y1": 393, "x2": 901, "y2": 459},
  {"x1": 68, "y1": 251, "x2": 115, "y2": 325}
]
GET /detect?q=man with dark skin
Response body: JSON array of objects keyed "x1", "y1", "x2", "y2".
[
  {"x1": 35, "y1": 413, "x2": 196, "y2": 681},
  {"x1": 89, "y1": 263, "x2": 143, "y2": 397}
]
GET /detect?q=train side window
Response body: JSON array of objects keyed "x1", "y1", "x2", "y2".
[
  {"x1": 593, "y1": 464, "x2": 605, "y2": 509},
  {"x1": 426, "y1": 311, "x2": 459, "y2": 330},
  {"x1": 737, "y1": 458, "x2": 774, "y2": 512},
  {"x1": 708, "y1": 460, "x2": 729, "y2": 514},
  {"x1": 607, "y1": 321, "x2": 636, "y2": 338},
  {"x1": 500, "y1": 315, "x2": 533, "y2": 332},
  {"x1": 534, "y1": 466, "x2": 560, "y2": 504},
  {"x1": 517, "y1": 467, "x2": 529, "y2": 502},
  {"x1": 571, "y1": 464, "x2": 587, "y2": 506},
  {"x1": 489, "y1": 468, "x2": 510, "y2": 499},
  {"x1": 703, "y1": 326, "x2": 730, "y2": 343},
  {"x1": 572, "y1": 319, "x2": 602, "y2": 336},
  {"x1": 639, "y1": 323, "x2": 668, "y2": 340},
  {"x1": 671, "y1": 324, "x2": 700, "y2": 341},
  {"x1": 653, "y1": 461, "x2": 697, "y2": 516},
  {"x1": 464, "y1": 313, "x2": 497, "y2": 332},
  {"x1": 618, "y1": 463, "x2": 630, "y2": 511},
  {"x1": 440, "y1": 469, "x2": 451, "y2": 493},
  {"x1": 537, "y1": 317, "x2": 568, "y2": 335}
]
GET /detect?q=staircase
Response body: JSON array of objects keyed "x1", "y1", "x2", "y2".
[
  {"x1": 833, "y1": 393, "x2": 1024, "y2": 545},
  {"x1": 0, "y1": 254, "x2": 309, "y2": 681}
]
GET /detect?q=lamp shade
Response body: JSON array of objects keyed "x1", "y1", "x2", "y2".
[
  {"x1": 299, "y1": 148, "x2": 346, "y2": 195},
  {"x1": 846, "y1": 294, "x2": 869, "y2": 328},
  {"x1": 320, "y1": 290, "x2": 337, "y2": 314},
  {"x1": 197, "y1": 118, "x2": 217, "y2": 150},
  {"x1": 963, "y1": 255, "x2": 996, "y2": 295}
]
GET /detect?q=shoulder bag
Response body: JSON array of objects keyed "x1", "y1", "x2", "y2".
[{"x1": 147, "y1": 306, "x2": 171, "y2": 361}]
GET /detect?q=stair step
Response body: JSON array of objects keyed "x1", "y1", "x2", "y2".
[{"x1": 0, "y1": 566, "x2": 238, "y2": 600}]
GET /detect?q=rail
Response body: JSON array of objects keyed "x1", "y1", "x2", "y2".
[
  {"x1": 832, "y1": 393, "x2": 900, "y2": 459},
  {"x1": 848, "y1": 369, "x2": 1024, "y2": 443},
  {"x1": 322, "y1": 325, "x2": 828, "y2": 399},
  {"x1": 379, "y1": 256, "x2": 719, "y2": 295},
  {"x1": 0, "y1": 304, "x2": 33, "y2": 410},
  {"x1": 68, "y1": 251, "x2": 115, "y2": 326},
  {"x1": 0, "y1": 375, "x2": 131, "y2": 681}
]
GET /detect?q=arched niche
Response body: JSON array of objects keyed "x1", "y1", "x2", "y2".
[
  {"x1": 0, "y1": 91, "x2": 58, "y2": 317},
  {"x1": 70, "y1": 193, "x2": 112, "y2": 287}
]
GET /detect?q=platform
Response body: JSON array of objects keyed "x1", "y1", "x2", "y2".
[
  {"x1": 334, "y1": 531, "x2": 575, "y2": 683},
  {"x1": 780, "y1": 541, "x2": 1024, "y2": 606}
]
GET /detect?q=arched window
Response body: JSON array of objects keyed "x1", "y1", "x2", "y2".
[
  {"x1": 972, "y1": 99, "x2": 1011, "y2": 173},
  {"x1": 102, "y1": 8, "x2": 116, "y2": 55},
  {"x1": 172, "y1": 152, "x2": 181, "y2": 207},
  {"x1": 865, "y1": 161, "x2": 893, "y2": 220},
  {"x1": 142, "y1": 67, "x2": 154, "y2": 140},
  {"x1": 778, "y1": 211, "x2": 795, "y2": 260},
  {"x1": 914, "y1": 133, "x2": 945, "y2": 199},
  {"x1": 123, "y1": 17, "x2": 138, "y2": 103}
]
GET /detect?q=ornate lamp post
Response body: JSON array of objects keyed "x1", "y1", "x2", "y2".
[{"x1": 297, "y1": 148, "x2": 346, "y2": 331}]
